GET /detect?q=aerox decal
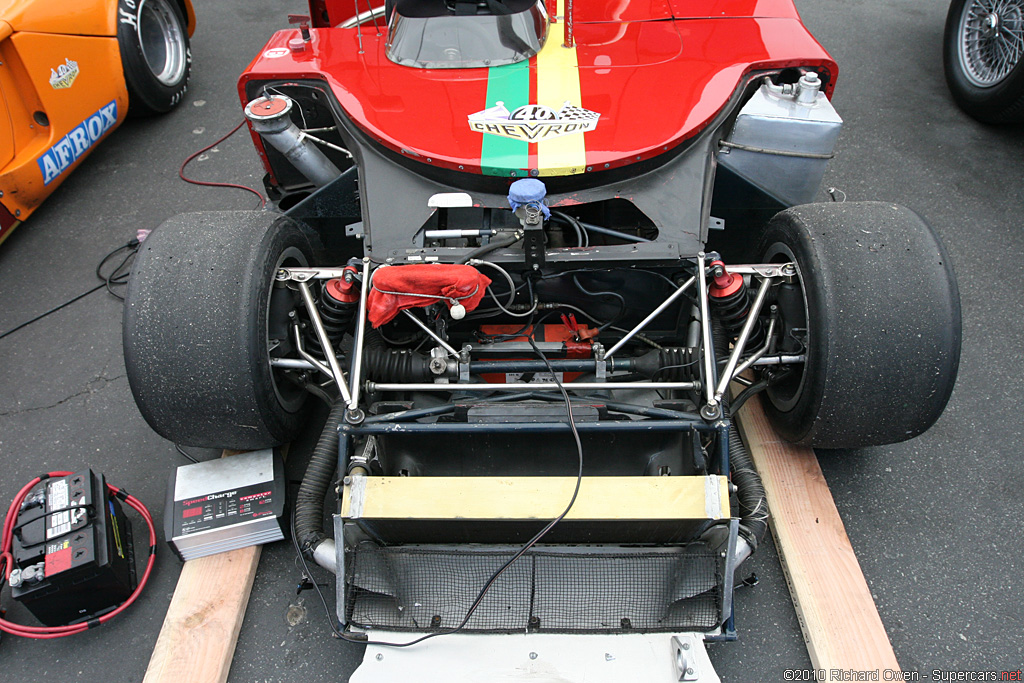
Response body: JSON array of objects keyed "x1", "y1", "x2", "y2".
[{"x1": 38, "y1": 100, "x2": 118, "y2": 185}]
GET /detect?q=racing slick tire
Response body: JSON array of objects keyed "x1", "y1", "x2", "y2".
[
  {"x1": 757, "y1": 202, "x2": 961, "y2": 449},
  {"x1": 123, "y1": 211, "x2": 319, "y2": 450},
  {"x1": 943, "y1": 0, "x2": 1024, "y2": 123},
  {"x1": 118, "y1": 0, "x2": 192, "y2": 115}
]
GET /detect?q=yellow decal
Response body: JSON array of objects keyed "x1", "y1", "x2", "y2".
[
  {"x1": 49, "y1": 58, "x2": 79, "y2": 89},
  {"x1": 536, "y1": 0, "x2": 587, "y2": 176}
]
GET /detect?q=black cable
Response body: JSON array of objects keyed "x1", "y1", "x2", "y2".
[
  {"x1": 0, "y1": 284, "x2": 104, "y2": 342},
  {"x1": 456, "y1": 231, "x2": 523, "y2": 264},
  {"x1": 174, "y1": 444, "x2": 200, "y2": 464},
  {"x1": 95, "y1": 241, "x2": 139, "y2": 301},
  {"x1": 12, "y1": 504, "x2": 94, "y2": 547},
  {"x1": 571, "y1": 275, "x2": 626, "y2": 333},
  {"x1": 295, "y1": 328, "x2": 586, "y2": 648},
  {"x1": 549, "y1": 210, "x2": 586, "y2": 248},
  {"x1": 730, "y1": 378, "x2": 769, "y2": 415},
  {"x1": 0, "y1": 240, "x2": 139, "y2": 341}
]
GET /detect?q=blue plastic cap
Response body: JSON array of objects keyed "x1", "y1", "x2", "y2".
[{"x1": 507, "y1": 178, "x2": 550, "y2": 219}]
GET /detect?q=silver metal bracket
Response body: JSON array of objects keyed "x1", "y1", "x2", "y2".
[
  {"x1": 671, "y1": 634, "x2": 713, "y2": 681},
  {"x1": 459, "y1": 345, "x2": 472, "y2": 382},
  {"x1": 593, "y1": 342, "x2": 607, "y2": 380},
  {"x1": 725, "y1": 263, "x2": 797, "y2": 280},
  {"x1": 276, "y1": 266, "x2": 353, "y2": 282}
]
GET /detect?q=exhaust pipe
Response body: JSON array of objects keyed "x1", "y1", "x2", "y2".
[{"x1": 244, "y1": 94, "x2": 341, "y2": 188}]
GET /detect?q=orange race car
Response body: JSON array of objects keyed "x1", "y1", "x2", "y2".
[{"x1": 0, "y1": 0, "x2": 195, "y2": 244}]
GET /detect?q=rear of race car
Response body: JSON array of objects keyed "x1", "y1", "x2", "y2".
[{"x1": 122, "y1": 1, "x2": 961, "y2": 679}]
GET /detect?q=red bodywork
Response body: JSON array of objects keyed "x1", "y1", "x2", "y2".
[{"x1": 240, "y1": 0, "x2": 836, "y2": 178}]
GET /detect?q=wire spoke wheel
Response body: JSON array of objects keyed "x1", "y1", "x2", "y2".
[{"x1": 958, "y1": 0, "x2": 1024, "y2": 87}]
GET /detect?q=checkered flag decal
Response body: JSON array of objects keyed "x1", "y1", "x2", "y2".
[{"x1": 558, "y1": 104, "x2": 600, "y2": 121}]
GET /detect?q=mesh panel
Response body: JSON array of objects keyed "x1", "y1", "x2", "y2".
[{"x1": 345, "y1": 543, "x2": 721, "y2": 633}]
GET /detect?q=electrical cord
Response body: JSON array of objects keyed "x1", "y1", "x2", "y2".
[
  {"x1": 0, "y1": 472, "x2": 157, "y2": 639},
  {"x1": 467, "y1": 259, "x2": 517, "y2": 307},
  {"x1": 0, "y1": 239, "x2": 141, "y2": 342},
  {"x1": 179, "y1": 120, "x2": 266, "y2": 209},
  {"x1": 730, "y1": 378, "x2": 769, "y2": 414},
  {"x1": 95, "y1": 241, "x2": 139, "y2": 301},
  {"x1": 549, "y1": 210, "x2": 587, "y2": 248},
  {"x1": 294, "y1": 326, "x2": 585, "y2": 648},
  {"x1": 456, "y1": 231, "x2": 523, "y2": 265},
  {"x1": 571, "y1": 275, "x2": 625, "y2": 333},
  {"x1": 174, "y1": 444, "x2": 200, "y2": 464}
]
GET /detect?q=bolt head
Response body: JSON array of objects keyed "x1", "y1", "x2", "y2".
[{"x1": 529, "y1": 652, "x2": 538, "y2": 660}]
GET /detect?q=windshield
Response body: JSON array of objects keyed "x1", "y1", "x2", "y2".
[{"x1": 386, "y1": 0, "x2": 548, "y2": 69}]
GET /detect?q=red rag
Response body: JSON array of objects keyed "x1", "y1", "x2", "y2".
[{"x1": 368, "y1": 264, "x2": 492, "y2": 327}]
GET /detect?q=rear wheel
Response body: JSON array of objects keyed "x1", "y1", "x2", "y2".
[
  {"x1": 757, "y1": 202, "x2": 961, "y2": 449},
  {"x1": 124, "y1": 211, "x2": 320, "y2": 449}
]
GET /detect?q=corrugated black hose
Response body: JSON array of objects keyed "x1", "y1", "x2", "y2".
[
  {"x1": 294, "y1": 399, "x2": 345, "y2": 557},
  {"x1": 711, "y1": 319, "x2": 769, "y2": 550},
  {"x1": 294, "y1": 328, "x2": 432, "y2": 558}
]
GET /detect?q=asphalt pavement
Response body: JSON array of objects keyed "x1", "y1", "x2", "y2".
[{"x1": 1, "y1": 1, "x2": 1021, "y2": 681}]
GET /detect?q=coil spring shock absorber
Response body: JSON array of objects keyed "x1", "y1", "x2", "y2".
[
  {"x1": 708, "y1": 260, "x2": 764, "y2": 349},
  {"x1": 305, "y1": 267, "x2": 359, "y2": 354}
]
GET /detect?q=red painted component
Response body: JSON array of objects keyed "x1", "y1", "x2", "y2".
[
  {"x1": 668, "y1": 0, "x2": 800, "y2": 20},
  {"x1": 476, "y1": 323, "x2": 594, "y2": 382},
  {"x1": 479, "y1": 322, "x2": 597, "y2": 350},
  {"x1": 238, "y1": 1, "x2": 837, "y2": 177},
  {"x1": 310, "y1": 0, "x2": 359, "y2": 27},
  {"x1": 249, "y1": 95, "x2": 290, "y2": 118},
  {"x1": 572, "y1": 0, "x2": 673, "y2": 23},
  {"x1": 289, "y1": 14, "x2": 312, "y2": 39},
  {"x1": 708, "y1": 260, "x2": 744, "y2": 298},
  {"x1": 325, "y1": 269, "x2": 360, "y2": 304}
]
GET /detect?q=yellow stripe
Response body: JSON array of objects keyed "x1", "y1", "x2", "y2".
[
  {"x1": 343, "y1": 476, "x2": 731, "y2": 521},
  {"x1": 536, "y1": 0, "x2": 586, "y2": 176}
]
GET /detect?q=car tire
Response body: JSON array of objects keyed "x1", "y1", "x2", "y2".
[
  {"x1": 117, "y1": 0, "x2": 191, "y2": 116},
  {"x1": 124, "y1": 211, "x2": 320, "y2": 450},
  {"x1": 943, "y1": 0, "x2": 1024, "y2": 123},
  {"x1": 756, "y1": 202, "x2": 961, "y2": 449}
]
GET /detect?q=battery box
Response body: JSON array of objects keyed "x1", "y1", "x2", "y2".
[
  {"x1": 9, "y1": 470, "x2": 136, "y2": 626},
  {"x1": 165, "y1": 449, "x2": 286, "y2": 561}
]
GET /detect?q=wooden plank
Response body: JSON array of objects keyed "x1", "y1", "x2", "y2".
[
  {"x1": 144, "y1": 450, "x2": 262, "y2": 683},
  {"x1": 143, "y1": 546, "x2": 261, "y2": 683},
  {"x1": 734, "y1": 394, "x2": 901, "y2": 673}
]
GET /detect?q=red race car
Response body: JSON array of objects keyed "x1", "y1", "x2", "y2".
[{"x1": 123, "y1": 1, "x2": 961, "y2": 678}]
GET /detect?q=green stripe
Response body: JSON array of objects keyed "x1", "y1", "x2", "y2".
[{"x1": 481, "y1": 61, "x2": 530, "y2": 177}]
